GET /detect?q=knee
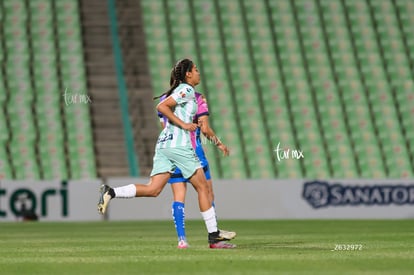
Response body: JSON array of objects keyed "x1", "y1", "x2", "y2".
[
  {"x1": 148, "y1": 187, "x2": 162, "y2": 197},
  {"x1": 195, "y1": 182, "x2": 208, "y2": 194}
]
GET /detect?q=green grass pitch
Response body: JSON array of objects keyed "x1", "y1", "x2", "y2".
[{"x1": 0, "y1": 219, "x2": 413, "y2": 274}]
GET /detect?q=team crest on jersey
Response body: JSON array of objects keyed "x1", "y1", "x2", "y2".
[{"x1": 181, "y1": 88, "x2": 192, "y2": 98}]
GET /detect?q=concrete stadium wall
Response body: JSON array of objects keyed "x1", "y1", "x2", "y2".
[{"x1": 1, "y1": 178, "x2": 414, "y2": 221}]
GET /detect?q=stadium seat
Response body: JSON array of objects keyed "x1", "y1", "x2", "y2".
[
  {"x1": 55, "y1": 1, "x2": 96, "y2": 179},
  {"x1": 137, "y1": 0, "x2": 414, "y2": 179},
  {"x1": 192, "y1": 0, "x2": 250, "y2": 178},
  {"x1": 0, "y1": 110, "x2": 9, "y2": 143},
  {"x1": 0, "y1": 144, "x2": 12, "y2": 180},
  {"x1": 10, "y1": 139, "x2": 41, "y2": 180},
  {"x1": 0, "y1": 0, "x2": 97, "y2": 180},
  {"x1": 140, "y1": 0, "x2": 172, "y2": 97},
  {"x1": 219, "y1": 1, "x2": 273, "y2": 178}
]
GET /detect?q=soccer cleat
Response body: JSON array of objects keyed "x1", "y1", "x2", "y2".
[
  {"x1": 97, "y1": 184, "x2": 112, "y2": 215},
  {"x1": 209, "y1": 241, "x2": 237, "y2": 249},
  {"x1": 219, "y1": 229, "x2": 236, "y2": 240},
  {"x1": 208, "y1": 231, "x2": 224, "y2": 244},
  {"x1": 177, "y1": 240, "x2": 189, "y2": 249},
  {"x1": 208, "y1": 230, "x2": 236, "y2": 249}
]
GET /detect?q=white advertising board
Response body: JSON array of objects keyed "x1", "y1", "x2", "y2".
[
  {"x1": 1, "y1": 178, "x2": 414, "y2": 221},
  {"x1": 105, "y1": 178, "x2": 414, "y2": 220},
  {"x1": 0, "y1": 179, "x2": 102, "y2": 221}
]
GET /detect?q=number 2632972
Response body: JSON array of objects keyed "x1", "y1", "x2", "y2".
[{"x1": 332, "y1": 244, "x2": 363, "y2": 251}]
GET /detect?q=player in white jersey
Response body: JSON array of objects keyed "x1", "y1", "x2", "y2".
[{"x1": 97, "y1": 59, "x2": 235, "y2": 249}]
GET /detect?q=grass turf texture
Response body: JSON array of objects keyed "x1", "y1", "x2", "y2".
[{"x1": 0, "y1": 220, "x2": 413, "y2": 274}]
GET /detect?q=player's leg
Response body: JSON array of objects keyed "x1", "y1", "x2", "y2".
[
  {"x1": 98, "y1": 148, "x2": 173, "y2": 214},
  {"x1": 162, "y1": 147, "x2": 210, "y2": 211},
  {"x1": 168, "y1": 166, "x2": 188, "y2": 248},
  {"x1": 204, "y1": 165, "x2": 237, "y2": 241},
  {"x1": 97, "y1": 173, "x2": 171, "y2": 214},
  {"x1": 187, "y1": 168, "x2": 235, "y2": 248},
  {"x1": 170, "y1": 179, "x2": 188, "y2": 248},
  {"x1": 162, "y1": 146, "x2": 236, "y2": 248},
  {"x1": 204, "y1": 166, "x2": 214, "y2": 205},
  {"x1": 164, "y1": 148, "x2": 214, "y2": 226},
  {"x1": 135, "y1": 174, "x2": 171, "y2": 197},
  {"x1": 185, "y1": 167, "x2": 211, "y2": 211}
]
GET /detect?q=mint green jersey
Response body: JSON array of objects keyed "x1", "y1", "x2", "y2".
[{"x1": 156, "y1": 83, "x2": 197, "y2": 149}]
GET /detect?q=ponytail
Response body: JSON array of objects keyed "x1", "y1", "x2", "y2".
[{"x1": 153, "y1": 58, "x2": 194, "y2": 100}]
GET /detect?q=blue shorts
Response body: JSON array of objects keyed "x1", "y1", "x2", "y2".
[{"x1": 168, "y1": 164, "x2": 211, "y2": 184}]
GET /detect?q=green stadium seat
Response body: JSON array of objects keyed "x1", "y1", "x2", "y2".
[
  {"x1": 193, "y1": 0, "x2": 256, "y2": 178},
  {"x1": 28, "y1": 0, "x2": 52, "y2": 12},
  {"x1": 0, "y1": 145, "x2": 12, "y2": 180},
  {"x1": 167, "y1": 0, "x2": 198, "y2": 60},
  {"x1": 4, "y1": 38, "x2": 30, "y2": 57},
  {"x1": 10, "y1": 141, "x2": 41, "y2": 180},
  {"x1": 272, "y1": 132, "x2": 304, "y2": 178},
  {"x1": 141, "y1": 0, "x2": 172, "y2": 98},
  {"x1": 404, "y1": 128, "x2": 414, "y2": 157},
  {"x1": 350, "y1": 138, "x2": 385, "y2": 178},
  {"x1": 276, "y1": 158, "x2": 303, "y2": 179},
  {"x1": 397, "y1": 5, "x2": 414, "y2": 54},
  {"x1": 54, "y1": 0, "x2": 95, "y2": 179},
  {"x1": 3, "y1": 0, "x2": 27, "y2": 17},
  {"x1": 38, "y1": 138, "x2": 68, "y2": 180},
  {"x1": 303, "y1": 156, "x2": 330, "y2": 179},
  {"x1": 0, "y1": 110, "x2": 9, "y2": 144},
  {"x1": 67, "y1": 142, "x2": 96, "y2": 179},
  {"x1": 330, "y1": 144, "x2": 359, "y2": 178},
  {"x1": 0, "y1": 0, "x2": 96, "y2": 180},
  {"x1": 135, "y1": 0, "x2": 414, "y2": 179},
  {"x1": 201, "y1": 144, "x2": 219, "y2": 179},
  {"x1": 220, "y1": 153, "x2": 247, "y2": 179}
]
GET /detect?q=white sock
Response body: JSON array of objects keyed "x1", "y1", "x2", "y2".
[
  {"x1": 113, "y1": 184, "x2": 136, "y2": 198},
  {"x1": 201, "y1": 207, "x2": 218, "y2": 233}
]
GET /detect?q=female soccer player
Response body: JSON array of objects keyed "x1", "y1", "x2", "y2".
[
  {"x1": 158, "y1": 71, "x2": 236, "y2": 248},
  {"x1": 97, "y1": 59, "x2": 235, "y2": 249}
]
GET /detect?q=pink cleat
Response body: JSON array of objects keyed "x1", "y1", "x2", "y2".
[
  {"x1": 177, "y1": 240, "x2": 189, "y2": 249},
  {"x1": 208, "y1": 231, "x2": 236, "y2": 249},
  {"x1": 209, "y1": 241, "x2": 237, "y2": 249}
]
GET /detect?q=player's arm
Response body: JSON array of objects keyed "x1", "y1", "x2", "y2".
[
  {"x1": 198, "y1": 115, "x2": 229, "y2": 156},
  {"x1": 156, "y1": 96, "x2": 197, "y2": 131}
]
